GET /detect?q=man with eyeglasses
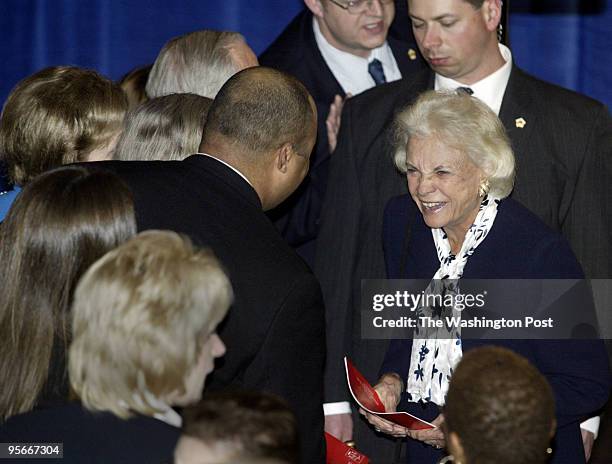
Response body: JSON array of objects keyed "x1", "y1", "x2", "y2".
[{"x1": 260, "y1": 0, "x2": 424, "y2": 270}]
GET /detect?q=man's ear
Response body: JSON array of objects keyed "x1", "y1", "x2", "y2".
[
  {"x1": 304, "y1": 0, "x2": 325, "y2": 18},
  {"x1": 276, "y1": 143, "x2": 294, "y2": 173},
  {"x1": 481, "y1": 0, "x2": 502, "y2": 32}
]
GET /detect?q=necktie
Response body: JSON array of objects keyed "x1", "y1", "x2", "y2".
[
  {"x1": 368, "y1": 59, "x2": 387, "y2": 86},
  {"x1": 456, "y1": 86, "x2": 474, "y2": 95}
]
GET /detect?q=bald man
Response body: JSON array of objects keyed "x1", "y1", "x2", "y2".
[{"x1": 88, "y1": 67, "x2": 326, "y2": 464}]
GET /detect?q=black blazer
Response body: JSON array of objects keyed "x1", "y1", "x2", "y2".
[
  {"x1": 0, "y1": 402, "x2": 180, "y2": 464},
  {"x1": 313, "y1": 66, "x2": 612, "y2": 460},
  {"x1": 260, "y1": 9, "x2": 425, "y2": 262},
  {"x1": 89, "y1": 155, "x2": 326, "y2": 464}
]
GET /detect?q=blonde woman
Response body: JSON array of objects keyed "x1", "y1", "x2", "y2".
[{"x1": 0, "y1": 231, "x2": 232, "y2": 464}]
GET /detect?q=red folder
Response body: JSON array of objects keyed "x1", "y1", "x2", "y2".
[
  {"x1": 344, "y1": 357, "x2": 434, "y2": 430},
  {"x1": 325, "y1": 432, "x2": 369, "y2": 464}
]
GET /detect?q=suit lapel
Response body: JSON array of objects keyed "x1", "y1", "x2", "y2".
[
  {"x1": 302, "y1": 11, "x2": 345, "y2": 98},
  {"x1": 372, "y1": 71, "x2": 434, "y2": 200},
  {"x1": 388, "y1": 36, "x2": 425, "y2": 77},
  {"x1": 499, "y1": 66, "x2": 536, "y2": 161},
  {"x1": 370, "y1": 70, "x2": 434, "y2": 166}
]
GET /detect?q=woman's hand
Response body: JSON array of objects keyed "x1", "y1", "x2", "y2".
[
  {"x1": 407, "y1": 414, "x2": 446, "y2": 449},
  {"x1": 360, "y1": 373, "x2": 409, "y2": 437}
]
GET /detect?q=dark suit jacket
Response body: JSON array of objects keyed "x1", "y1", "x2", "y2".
[
  {"x1": 380, "y1": 195, "x2": 611, "y2": 464},
  {"x1": 0, "y1": 402, "x2": 179, "y2": 464},
  {"x1": 314, "y1": 66, "x2": 611, "y2": 461},
  {"x1": 88, "y1": 155, "x2": 326, "y2": 464},
  {"x1": 260, "y1": 9, "x2": 425, "y2": 263}
]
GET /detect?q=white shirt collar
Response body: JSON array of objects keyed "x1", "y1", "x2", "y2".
[
  {"x1": 312, "y1": 16, "x2": 402, "y2": 95},
  {"x1": 152, "y1": 407, "x2": 182, "y2": 428},
  {"x1": 434, "y1": 44, "x2": 513, "y2": 115},
  {"x1": 120, "y1": 391, "x2": 183, "y2": 428},
  {"x1": 196, "y1": 152, "x2": 253, "y2": 187}
]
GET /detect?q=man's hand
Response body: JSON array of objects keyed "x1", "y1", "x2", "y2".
[
  {"x1": 326, "y1": 93, "x2": 351, "y2": 153},
  {"x1": 325, "y1": 413, "x2": 353, "y2": 442}
]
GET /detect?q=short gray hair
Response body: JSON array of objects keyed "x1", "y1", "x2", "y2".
[
  {"x1": 393, "y1": 90, "x2": 515, "y2": 199},
  {"x1": 114, "y1": 93, "x2": 212, "y2": 161},
  {"x1": 146, "y1": 30, "x2": 246, "y2": 99}
]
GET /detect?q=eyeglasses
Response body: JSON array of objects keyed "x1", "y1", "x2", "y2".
[{"x1": 328, "y1": 0, "x2": 394, "y2": 15}]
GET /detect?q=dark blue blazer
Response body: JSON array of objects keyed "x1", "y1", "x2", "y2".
[
  {"x1": 260, "y1": 9, "x2": 425, "y2": 264},
  {"x1": 380, "y1": 195, "x2": 611, "y2": 464},
  {"x1": 0, "y1": 402, "x2": 179, "y2": 464}
]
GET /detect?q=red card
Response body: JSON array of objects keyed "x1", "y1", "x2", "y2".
[
  {"x1": 325, "y1": 432, "x2": 369, "y2": 464},
  {"x1": 345, "y1": 357, "x2": 434, "y2": 431}
]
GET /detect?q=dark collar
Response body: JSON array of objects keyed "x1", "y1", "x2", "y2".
[{"x1": 182, "y1": 154, "x2": 262, "y2": 210}]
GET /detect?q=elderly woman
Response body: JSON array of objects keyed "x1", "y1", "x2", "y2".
[
  {"x1": 363, "y1": 91, "x2": 610, "y2": 464},
  {"x1": 443, "y1": 346, "x2": 556, "y2": 464},
  {"x1": 0, "y1": 231, "x2": 232, "y2": 463}
]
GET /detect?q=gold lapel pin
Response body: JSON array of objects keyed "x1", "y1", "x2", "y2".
[
  {"x1": 515, "y1": 117, "x2": 526, "y2": 128},
  {"x1": 407, "y1": 48, "x2": 417, "y2": 61}
]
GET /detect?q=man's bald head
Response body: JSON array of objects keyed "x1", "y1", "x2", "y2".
[{"x1": 200, "y1": 67, "x2": 316, "y2": 160}]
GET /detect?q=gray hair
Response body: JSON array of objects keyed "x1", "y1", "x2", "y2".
[
  {"x1": 114, "y1": 93, "x2": 212, "y2": 161},
  {"x1": 146, "y1": 30, "x2": 246, "y2": 99},
  {"x1": 393, "y1": 90, "x2": 515, "y2": 198}
]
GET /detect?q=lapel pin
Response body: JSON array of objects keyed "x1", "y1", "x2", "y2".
[
  {"x1": 515, "y1": 117, "x2": 526, "y2": 128},
  {"x1": 407, "y1": 49, "x2": 417, "y2": 61}
]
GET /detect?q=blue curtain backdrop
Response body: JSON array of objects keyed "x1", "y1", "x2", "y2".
[{"x1": 0, "y1": 0, "x2": 611, "y2": 109}]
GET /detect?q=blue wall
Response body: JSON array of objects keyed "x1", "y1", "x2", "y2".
[
  {"x1": 511, "y1": 7, "x2": 612, "y2": 108},
  {"x1": 0, "y1": 0, "x2": 611, "y2": 108},
  {"x1": 0, "y1": 0, "x2": 303, "y2": 104}
]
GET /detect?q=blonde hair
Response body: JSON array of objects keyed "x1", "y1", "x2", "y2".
[
  {"x1": 0, "y1": 66, "x2": 127, "y2": 186},
  {"x1": 114, "y1": 93, "x2": 212, "y2": 161},
  {"x1": 393, "y1": 90, "x2": 515, "y2": 198},
  {"x1": 119, "y1": 64, "x2": 152, "y2": 110},
  {"x1": 69, "y1": 231, "x2": 232, "y2": 418}
]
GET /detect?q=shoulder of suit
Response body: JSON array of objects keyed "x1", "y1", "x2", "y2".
[
  {"x1": 386, "y1": 193, "x2": 411, "y2": 213},
  {"x1": 496, "y1": 198, "x2": 566, "y2": 245},
  {"x1": 259, "y1": 10, "x2": 310, "y2": 69},
  {"x1": 511, "y1": 65, "x2": 606, "y2": 113},
  {"x1": 345, "y1": 68, "x2": 431, "y2": 116},
  {"x1": 384, "y1": 194, "x2": 419, "y2": 231},
  {"x1": 493, "y1": 198, "x2": 582, "y2": 276}
]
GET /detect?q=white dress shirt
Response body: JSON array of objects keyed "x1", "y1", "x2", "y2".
[
  {"x1": 313, "y1": 17, "x2": 401, "y2": 96},
  {"x1": 435, "y1": 44, "x2": 513, "y2": 116}
]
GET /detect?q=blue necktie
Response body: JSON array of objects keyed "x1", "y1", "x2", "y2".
[{"x1": 368, "y1": 59, "x2": 387, "y2": 86}]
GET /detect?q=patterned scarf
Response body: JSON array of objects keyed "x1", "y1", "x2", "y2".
[{"x1": 406, "y1": 196, "x2": 500, "y2": 405}]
